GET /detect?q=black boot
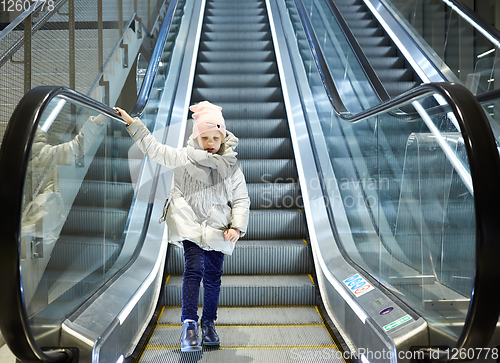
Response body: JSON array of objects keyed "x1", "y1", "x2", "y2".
[
  {"x1": 201, "y1": 319, "x2": 220, "y2": 346},
  {"x1": 181, "y1": 320, "x2": 201, "y2": 352}
]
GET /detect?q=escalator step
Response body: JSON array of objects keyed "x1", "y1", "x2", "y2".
[
  {"x1": 146, "y1": 325, "x2": 332, "y2": 349},
  {"x1": 196, "y1": 62, "x2": 276, "y2": 74},
  {"x1": 237, "y1": 138, "x2": 293, "y2": 159},
  {"x1": 62, "y1": 206, "x2": 128, "y2": 237},
  {"x1": 164, "y1": 275, "x2": 317, "y2": 306},
  {"x1": 362, "y1": 46, "x2": 398, "y2": 58},
  {"x1": 205, "y1": 15, "x2": 267, "y2": 25},
  {"x1": 59, "y1": 180, "x2": 134, "y2": 208},
  {"x1": 240, "y1": 159, "x2": 297, "y2": 183},
  {"x1": 48, "y1": 235, "x2": 121, "y2": 271},
  {"x1": 160, "y1": 306, "x2": 323, "y2": 325},
  {"x1": 245, "y1": 209, "x2": 306, "y2": 240},
  {"x1": 202, "y1": 23, "x2": 269, "y2": 32},
  {"x1": 345, "y1": 19, "x2": 379, "y2": 29},
  {"x1": 356, "y1": 36, "x2": 390, "y2": 47},
  {"x1": 198, "y1": 50, "x2": 274, "y2": 62},
  {"x1": 95, "y1": 136, "x2": 134, "y2": 158},
  {"x1": 86, "y1": 157, "x2": 142, "y2": 183},
  {"x1": 213, "y1": 102, "x2": 286, "y2": 119},
  {"x1": 248, "y1": 182, "x2": 301, "y2": 209},
  {"x1": 200, "y1": 40, "x2": 272, "y2": 51},
  {"x1": 376, "y1": 69, "x2": 415, "y2": 82},
  {"x1": 384, "y1": 81, "x2": 420, "y2": 96},
  {"x1": 335, "y1": 2, "x2": 364, "y2": 11},
  {"x1": 206, "y1": 8, "x2": 265, "y2": 17},
  {"x1": 208, "y1": 1, "x2": 263, "y2": 9},
  {"x1": 341, "y1": 11, "x2": 372, "y2": 21},
  {"x1": 369, "y1": 56, "x2": 405, "y2": 69},
  {"x1": 202, "y1": 31, "x2": 269, "y2": 41},
  {"x1": 194, "y1": 74, "x2": 280, "y2": 87},
  {"x1": 166, "y1": 239, "x2": 311, "y2": 274},
  {"x1": 226, "y1": 119, "x2": 289, "y2": 138},
  {"x1": 193, "y1": 87, "x2": 282, "y2": 103}
]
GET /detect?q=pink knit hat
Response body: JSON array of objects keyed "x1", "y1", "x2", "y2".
[{"x1": 190, "y1": 101, "x2": 226, "y2": 139}]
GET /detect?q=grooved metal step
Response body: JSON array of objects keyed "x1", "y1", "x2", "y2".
[
  {"x1": 195, "y1": 74, "x2": 281, "y2": 87},
  {"x1": 247, "y1": 182, "x2": 302, "y2": 209},
  {"x1": 225, "y1": 119, "x2": 289, "y2": 138},
  {"x1": 166, "y1": 239, "x2": 312, "y2": 275},
  {"x1": 192, "y1": 87, "x2": 282, "y2": 103},
  {"x1": 239, "y1": 159, "x2": 297, "y2": 183},
  {"x1": 164, "y1": 275, "x2": 317, "y2": 306}
]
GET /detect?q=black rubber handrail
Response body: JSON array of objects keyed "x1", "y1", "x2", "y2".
[
  {"x1": 0, "y1": 0, "x2": 179, "y2": 360},
  {"x1": 301, "y1": 0, "x2": 500, "y2": 115},
  {"x1": 130, "y1": 0, "x2": 178, "y2": 117},
  {"x1": 294, "y1": 0, "x2": 500, "y2": 359},
  {"x1": 476, "y1": 88, "x2": 500, "y2": 104},
  {"x1": 449, "y1": 0, "x2": 500, "y2": 46}
]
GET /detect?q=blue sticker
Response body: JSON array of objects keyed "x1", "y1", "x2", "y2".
[
  {"x1": 343, "y1": 274, "x2": 375, "y2": 297},
  {"x1": 380, "y1": 307, "x2": 394, "y2": 315}
]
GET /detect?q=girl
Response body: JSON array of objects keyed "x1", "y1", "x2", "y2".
[{"x1": 115, "y1": 101, "x2": 250, "y2": 352}]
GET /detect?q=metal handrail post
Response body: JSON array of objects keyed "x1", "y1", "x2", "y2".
[
  {"x1": 69, "y1": 0, "x2": 75, "y2": 90},
  {"x1": 148, "y1": 0, "x2": 151, "y2": 33},
  {"x1": 135, "y1": 0, "x2": 142, "y2": 39},
  {"x1": 98, "y1": 0, "x2": 103, "y2": 73},
  {"x1": 119, "y1": 0, "x2": 123, "y2": 38},
  {"x1": 23, "y1": 14, "x2": 32, "y2": 94}
]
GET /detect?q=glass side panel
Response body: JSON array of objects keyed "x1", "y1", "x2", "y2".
[
  {"x1": 386, "y1": 0, "x2": 500, "y2": 96},
  {"x1": 376, "y1": 101, "x2": 474, "y2": 339},
  {"x1": 22, "y1": 97, "x2": 119, "y2": 334},
  {"x1": 300, "y1": 0, "x2": 380, "y2": 112},
  {"x1": 286, "y1": 0, "x2": 478, "y2": 346},
  {"x1": 481, "y1": 97, "x2": 500, "y2": 145},
  {"x1": 19, "y1": 0, "x2": 186, "y2": 346}
]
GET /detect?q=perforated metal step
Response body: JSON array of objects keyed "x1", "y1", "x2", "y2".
[{"x1": 139, "y1": 307, "x2": 343, "y2": 362}]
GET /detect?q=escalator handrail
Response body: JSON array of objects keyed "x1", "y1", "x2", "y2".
[
  {"x1": 294, "y1": 0, "x2": 500, "y2": 356},
  {"x1": 0, "y1": 0, "x2": 180, "y2": 361},
  {"x1": 294, "y1": 0, "x2": 397, "y2": 118},
  {"x1": 322, "y1": 0, "x2": 391, "y2": 102},
  {"x1": 0, "y1": 86, "x2": 108, "y2": 363},
  {"x1": 306, "y1": 0, "x2": 500, "y2": 117},
  {"x1": 445, "y1": 0, "x2": 500, "y2": 49},
  {"x1": 130, "y1": 0, "x2": 178, "y2": 117}
]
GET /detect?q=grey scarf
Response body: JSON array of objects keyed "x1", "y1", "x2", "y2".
[{"x1": 182, "y1": 131, "x2": 239, "y2": 220}]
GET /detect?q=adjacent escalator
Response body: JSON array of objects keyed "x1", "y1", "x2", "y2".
[{"x1": 284, "y1": 0, "x2": 500, "y2": 358}]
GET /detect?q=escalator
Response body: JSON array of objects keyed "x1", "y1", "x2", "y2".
[
  {"x1": 320, "y1": 0, "x2": 422, "y2": 97},
  {"x1": 282, "y1": 0, "x2": 500, "y2": 359},
  {"x1": 0, "y1": 0, "x2": 187, "y2": 361},
  {"x1": 139, "y1": 0, "x2": 345, "y2": 360},
  {"x1": 1, "y1": 0, "x2": 500, "y2": 362}
]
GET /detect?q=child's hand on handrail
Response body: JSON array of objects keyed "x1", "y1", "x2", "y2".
[{"x1": 114, "y1": 107, "x2": 134, "y2": 125}]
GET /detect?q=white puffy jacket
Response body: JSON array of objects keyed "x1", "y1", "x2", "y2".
[{"x1": 126, "y1": 118, "x2": 250, "y2": 255}]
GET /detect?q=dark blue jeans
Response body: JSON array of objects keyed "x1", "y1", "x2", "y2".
[{"x1": 181, "y1": 240, "x2": 225, "y2": 322}]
